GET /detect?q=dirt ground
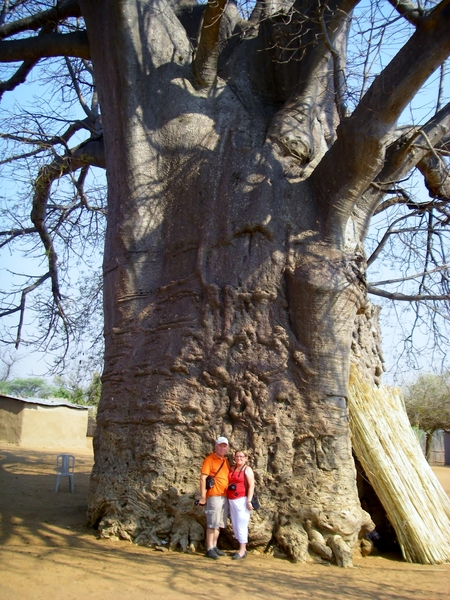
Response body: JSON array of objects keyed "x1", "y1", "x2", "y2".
[{"x1": 1, "y1": 443, "x2": 449, "y2": 600}]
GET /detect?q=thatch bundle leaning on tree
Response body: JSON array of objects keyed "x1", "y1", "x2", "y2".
[{"x1": 349, "y1": 365, "x2": 450, "y2": 564}]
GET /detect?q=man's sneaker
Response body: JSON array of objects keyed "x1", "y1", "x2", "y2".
[
  {"x1": 214, "y1": 547, "x2": 226, "y2": 556},
  {"x1": 205, "y1": 548, "x2": 220, "y2": 559}
]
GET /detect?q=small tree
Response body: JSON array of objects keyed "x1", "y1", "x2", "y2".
[
  {"x1": 0, "y1": 350, "x2": 17, "y2": 381},
  {"x1": 53, "y1": 371, "x2": 102, "y2": 406},
  {"x1": 0, "y1": 376, "x2": 54, "y2": 398},
  {"x1": 52, "y1": 374, "x2": 86, "y2": 404},
  {"x1": 405, "y1": 372, "x2": 450, "y2": 460}
]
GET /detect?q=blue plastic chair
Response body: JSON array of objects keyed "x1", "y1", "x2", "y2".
[{"x1": 55, "y1": 454, "x2": 75, "y2": 493}]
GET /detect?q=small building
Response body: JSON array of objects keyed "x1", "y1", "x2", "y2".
[{"x1": 0, "y1": 393, "x2": 90, "y2": 448}]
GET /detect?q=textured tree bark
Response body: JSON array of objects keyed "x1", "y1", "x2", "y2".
[{"x1": 77, "y1": 0, "x2": 449, "y2": 564}]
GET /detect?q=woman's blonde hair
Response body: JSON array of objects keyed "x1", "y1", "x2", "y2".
[{"x1": 234, "y1": 449, "x2": 248, "y2": 457}]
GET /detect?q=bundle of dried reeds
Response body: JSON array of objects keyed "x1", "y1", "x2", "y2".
[{"x1": 348, "y1": 365, "x2": 450, "y2": 564}]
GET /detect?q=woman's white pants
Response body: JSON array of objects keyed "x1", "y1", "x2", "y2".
[{"x1": 229, "y1": 496, "x2": 251, "y2": 543}]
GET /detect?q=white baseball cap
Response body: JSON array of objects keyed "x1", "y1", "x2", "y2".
[{"x1": 216, "y1": 436, "x2": 229, "y2": 445}]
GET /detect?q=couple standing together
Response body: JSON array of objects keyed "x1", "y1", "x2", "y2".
[{"x1": 199, "y1": 436, "x2": 255, "y2": 560}]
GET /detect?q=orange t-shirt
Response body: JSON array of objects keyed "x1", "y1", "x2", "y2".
[{"x1": 201, "y1": 453, "x2": 230, "y2": 497}]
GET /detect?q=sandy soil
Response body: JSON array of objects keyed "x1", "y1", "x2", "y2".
[{"x1": 1, "y1": 443, "x2": 450, "y2": 600}]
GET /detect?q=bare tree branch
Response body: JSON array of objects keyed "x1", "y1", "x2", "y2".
[
  {"x1": 0, "y1": 118, "x2": 101, "y2": 167},
  {"x1": 0, "y1": 272, "x2": 51, "y2": 348},
  {"x1": 0, "y1": 4, "x2": 105, "y2": 363},
  {"x1": 64, "y1": 57, "x2": 98, "y2": 123},
  {"x1": 367, "y1": 286, "x2": 449, "y2": 301},
  {"x1": 416, "y1": 132, "x2": 450, "y2": 201},
  {"x1": 369, "y1": 264, "x2": 450, "y2": 287},
  {"x1": 373, "y1": 188, "x2": 414, "y2": 215},
  {"x1": 0, "y1": 226, "x2": 38, "y2": 248},
  {"x1": 366, "y1": 214, "x2": 417, "y2": 267},
  {"x1": 311, "y1": 0, "x2": 450, "y2": 244},
  {"x1": 0, "y1": 0, "x2": 82, "y2": 40},
  {"x1": 386, "y1": 0, "x2": 423, "y2": 26},
  {"x1": 30, "y1": 137, "x2": 104, "y2": 319},
  {"x1": 0, "y1": 58, "x2": 39, "y2": 97},
  {"x1": 359, "y1": 102, "x2": 450, "y2": 241},
  {"x1": 0, "y1": 15, "x2": 85, "y2": 96},
  {"x1": 319, "y1": 3, "x2": 349, "y2": 121},
  {"x1": 246, "y1": 0, "x2": 266, "y2": 28},
  {"x1": 0, "y1": 1, "x2": 10, "y2": 29},
  {"x1": 193, "y1": 0, "x2": 229, "y2": 88},
  {"x1": 0, "y1": 31, "x2": 89, "y2": 62},
  {"x1": 436, "y1": 61, "x2": 447, "y2": 112}
]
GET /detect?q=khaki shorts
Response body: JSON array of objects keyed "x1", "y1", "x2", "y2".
[{"x1": 205, "y1": 495, "x2": 229, "y2": 529}]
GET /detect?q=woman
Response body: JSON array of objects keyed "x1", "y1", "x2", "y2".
[{"x1": 227, "y1": 450, "x2": 255, "y2": 559}]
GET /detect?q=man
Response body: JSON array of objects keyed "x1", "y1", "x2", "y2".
[{"x1": 199, "y1": 436, "x2": 231, "y2": 559}]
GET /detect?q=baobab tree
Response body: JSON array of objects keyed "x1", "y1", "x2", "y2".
[{"x1": 0, "y1": 0, "x2": 449, "y2": 564}]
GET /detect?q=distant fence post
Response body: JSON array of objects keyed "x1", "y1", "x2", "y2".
[
  {"x1": 445, "y1": 431, "x2": 450, "y2": 466},
  {"x1": 87, "y1": 407, "x2": 97, "y2": 437},
  {"x1": 412, "y1": 428, "x2": 445, "y2": 465}
]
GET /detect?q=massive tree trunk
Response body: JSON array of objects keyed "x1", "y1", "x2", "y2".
[{"x1": 77, "y1": 0, "x2": 450, "y2": 563}]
